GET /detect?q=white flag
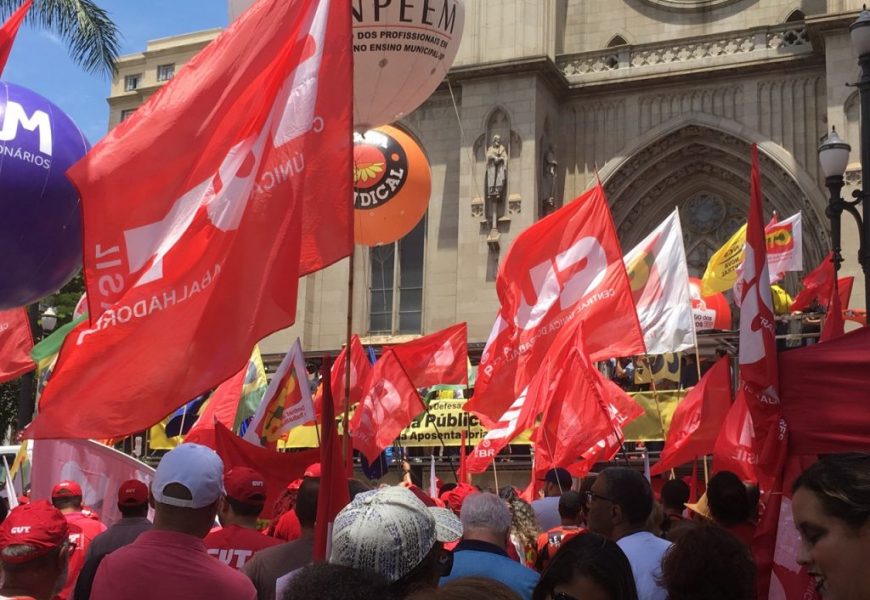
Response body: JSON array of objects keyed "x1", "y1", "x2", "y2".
[
  {"x1": 624, "y1": 209, "x2": 695, "y2": 354},
  {"x1": 244, "y1": 338, "x2": 315, "y2": 446},
  {"x1": 766, "y1": 211, "x2": 802, "y2": 282}
]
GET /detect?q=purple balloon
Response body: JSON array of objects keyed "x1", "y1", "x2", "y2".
[{"x1": 0, "y1": 81, "x2": 90, "y2": 310}]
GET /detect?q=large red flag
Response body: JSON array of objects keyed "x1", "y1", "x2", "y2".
[
  {"x1": 313, "y1": 359, "x2": 349, "y2": 562},
  {"x1": 467, "y1": 184, "x2": 645, "y2": 426},
  {"x1": 712, "y1": 393, "x2": 759, "y2": 483},
  {"x1": 0, "y1": 308, "x2": 34, "y2": 384},
  {"x1": 651, "y1": 356, "x2": 732, "y2": 475},
  {"x1": 315, "y1": 334, "x2": 371, "y2": 417},
  {"x1": 26, "y1": 0, "x2": 352, "y2": 440},
  {"x1": 350, "y1": 349, "x2": 424, "y2": 462},
  {"x1": 0, "y1": 0, "x2": 31, "y2": 75},
  {"x1": 389, "y1": 323, "x2": 468, "y2": 388},
  {"x1": 790, "y1": 252, "x2": 835, "y2": 312},
  {"x1": 212, "y1": 422, "x2": 319, "y2": 519}
]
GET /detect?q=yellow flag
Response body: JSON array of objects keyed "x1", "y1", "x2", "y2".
[{"x1": 701, "y1": 224, "x2": 747, "y2": 295}]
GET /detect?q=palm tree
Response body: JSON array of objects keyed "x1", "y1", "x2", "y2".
[{"x1": 1, "y1": 0, "x2": 119, "y2": 76}]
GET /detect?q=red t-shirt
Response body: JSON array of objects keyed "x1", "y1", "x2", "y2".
[
  {"x1": 204, "y1": 525, "x2": 282, "y2": 570},
  {"x1": 271, "y1": 509, "x2": 301, "y2": 542},
  {"x1": 535, "y1": 526, "x2": 585, "y2": 572},
  {"x1": 59, "y1": 511, "x2": 107, "y2": 600}
]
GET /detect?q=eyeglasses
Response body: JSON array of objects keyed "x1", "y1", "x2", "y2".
[
  {"x1": 585, "y1": 490, "x2": 614, "y2": 504},
  {"x1": 553, "y1": 592, "x2": 580, "y2": 600}
]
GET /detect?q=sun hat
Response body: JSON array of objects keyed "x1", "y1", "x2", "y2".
[
  {"x1": 151, "y1": 443, "x2": 225, "y2": 509},
  {"x1": 329, "y1": 486, "x2": 462, "y2": 582}
]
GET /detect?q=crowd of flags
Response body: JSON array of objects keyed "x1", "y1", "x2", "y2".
[{"x1": 0, "y1": 0, "x2": 868, "y2": 598}]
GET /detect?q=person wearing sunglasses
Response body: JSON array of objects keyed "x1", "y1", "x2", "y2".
[
  {"x1": 532, "y1": 532, "x2": 638, "y2": 600},
  {"x1": 585, "y1": 468, "x2": 671, "y2": 600}
]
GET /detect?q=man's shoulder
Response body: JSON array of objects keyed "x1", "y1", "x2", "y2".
[{"x1": 617, "y1": 531, "x2": 672, "y2": 556}]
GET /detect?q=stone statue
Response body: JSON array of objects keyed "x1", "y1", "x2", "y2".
[
  {"x1": 485, "y1": 135, "x2": 508, "y2": 202},
  {"x1": 541, "y1": 144, "x2": 558, "y2": 210}
]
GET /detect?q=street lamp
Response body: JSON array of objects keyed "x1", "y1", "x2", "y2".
[
  {"x1": 818, "y1": 127, "x2": 852, "y2": 272},
  {"x1": 40, "y1": 307, "x2": 58, "y2": 333}
]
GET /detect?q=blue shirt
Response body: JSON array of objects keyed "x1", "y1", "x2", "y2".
[{"x1": 440, "y1": 540, "x2": 540, "y2": 600}]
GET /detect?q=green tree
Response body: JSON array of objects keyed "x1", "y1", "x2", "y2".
[
  {"x1": 41, "y1": 271, "x2": 85, "y2": 328},
  {"x1": 0, "y1": 0, "x2": 119, "y2": 75}
]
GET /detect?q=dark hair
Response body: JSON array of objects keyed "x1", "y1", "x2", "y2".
[
  {"x1": 415, "y1": 576, "x2": 522, "y2": 600},
  {"x1": 390, "y1": 541, "x2": 443, "y2": 598},
  {"x1": 226, "y1": 496, "x2": 263, "y2": 517},
  {"x1": 792, "y1": 453, "x2": 870, "y2": 529},
  {"x1": 660, "y1": 523, "x2": 756, "y2": 600},
  {"x1": 283, "y1": 563, "x2": 396, "y2": 600},
  {"x1": 706, "y1": 471, "x2": 750, "y2": 526},
  {"x1": 558, "y1": 491, "x2": 584, "y2": 519},
  {"x1": 118, "y1": 503, "x2": 149, "y2": 518},
  {"x1": 661, "y1": 479, "x2": 690, "y2": 511},
  {"x1": 51, "y1": 496, "x2": 82, "y2": 511},
  {"x1": 602, "y1": 467, "x2": 653, "y2": 526},
  {"x1": 348, "y1": 479, "x2": 371, "y2": 501},
  {"x1": 439, "y1": 482, "x2": 458, "y2": 496},
  {"x1": 295, "y1": 477, "x2": 320, "y2": 528},
  {"x1": 533, "y1": 532, "x2": 638, "y2": 600}
]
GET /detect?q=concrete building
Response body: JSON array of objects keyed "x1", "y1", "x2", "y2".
[{"x1": 107, "y1": 1, "x2": 867, "y2": 364}]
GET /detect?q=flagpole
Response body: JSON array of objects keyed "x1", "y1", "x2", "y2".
[
  {"x1": 491, "y1": 456, "x2": 500, "y2": 491},
  {"x1": 703, "y1": 454, "x2": 710, "y2": 484},
  {"x1": 342, "y1": 252, "x2": 355, "y2": 470},
  {"x1": 423, "y1": 406, "x2": 459, "y2": 482}
]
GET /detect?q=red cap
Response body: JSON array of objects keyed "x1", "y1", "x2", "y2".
[
  {"x1": 51, "y1": 480, "x2": 82, "y2": 499},
  {"x1": 304, "y1": 463, "x2": 321, "y2": 478},
  {"x1": 117, "y1": 479, "x2": 149, "y2": 507},
  {"x1": 287, "y1": 478, "x2": 303, "y2": 492},
  {"x1": 442, "y1": 483, "x2": 476, "y2": 515},
  {"x1": 224, "y1": 467, "x2": 267, "y2": 506},
  {"x1": 0, "y1": 501, "x2": 70, "y2": 563}
]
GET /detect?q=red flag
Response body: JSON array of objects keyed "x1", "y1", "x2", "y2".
[
  {"x1": 790, "y1": 252, "x2": 835, "y2": 312},
  {"x1": 467, "y1": 184, "x2": 645, "y2": 425},
  {"x1": 212, "y1": 422, "x2": 319, "y2": 519},
  {"x1": 26, "y1": 0, "x2": 352, "y2": 440},
  {"x1": 0, "y1": 308, "x2": 34, "y2": 384},
  {"x1": 651, "y1": 356, "x2": 732, "y2": 475},
  {"x1": 184, "y1": 364, "x2": 248, "y2": 448},
  {"x1": 389, "y1": 323, "x2": 468, "y2": 388},
  {"x1": 838, "y1": 276, "x2": 854, "y2": 309},
  {"x1": 820, "y1": 275, "x2": 845, "y2": 342},
  {"x1": 313, "y1": 359, "x2": 349, "y2": 562},
  {"x1": 350, "y1": 349, "x2": 424, "y2": 463},
  {"x1": 315, "y1": 334, "x2": 372, "y2": 417},
  {"x1": 712, "y1": 393, "x2": 759, "y2": 483},
  {"x1": 0, "y1": 0, "x2": 31, "y2": 75}
]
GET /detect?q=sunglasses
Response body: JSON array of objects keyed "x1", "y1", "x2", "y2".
[{"x1": 553, "y1": 593, "x2": 580, "y2": 600}]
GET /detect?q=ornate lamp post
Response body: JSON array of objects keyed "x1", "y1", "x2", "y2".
[{"x1": 818, "y1": 128, "x2": 852, "y2": 272}]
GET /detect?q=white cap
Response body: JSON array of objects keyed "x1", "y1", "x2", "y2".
[
  {"x1": 329, "y1": 486, "x2": 462, "y2": 582},
  {"x1": 151, "y1": 443, "x2": 225, "y2": 509}
]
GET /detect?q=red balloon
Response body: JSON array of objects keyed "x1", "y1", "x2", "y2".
[{"x1": 688, "y1": 277, "x2": 732, "y2": 330}]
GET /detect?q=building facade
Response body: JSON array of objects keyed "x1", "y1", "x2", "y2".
[{"x1": 107, "y1": 0, "x2": 866, "y2": 363}]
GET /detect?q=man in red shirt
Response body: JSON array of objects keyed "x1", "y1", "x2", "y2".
[
  {"x1": 204, "y1": 467, "x2": 280, "y2": 570},
  {"x1": 50, "y1": 481, "x2": 106, "y2": 600},
  {"x1": 535, "y1": 490, "x2": 585, "y2": 572},
  {"x1": 0, "y1": 501, "x2": 76, "y2": 600},
  {"x1": 90, "y1": 443, "x2": 256, "y2": 600}
]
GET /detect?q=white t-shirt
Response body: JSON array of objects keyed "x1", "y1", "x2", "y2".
[{"x1": 616, "y1": 531, "x2": 672, "y2": 600}]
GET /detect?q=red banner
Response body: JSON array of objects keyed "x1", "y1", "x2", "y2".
[{"x1": 0, "y1": 308, "x2": 34, "y2": 384}]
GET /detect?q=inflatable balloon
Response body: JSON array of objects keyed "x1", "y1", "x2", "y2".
[
  {"x1": 688, "y1": 277, "x2": 732, "y2": 330},
  {"x1": 354, "y1": 125, "x2": 431, "y2": 246},
  {"x1": 352, "y1": 0, "x2": 465, "y2": 129},
  {"x1": 0, "y1": 81, "x2": 90, "y2": 310}
]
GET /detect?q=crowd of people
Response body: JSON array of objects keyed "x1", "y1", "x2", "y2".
[{"x1": 0, "y1": 445, "x2": 865, "y2": 600}]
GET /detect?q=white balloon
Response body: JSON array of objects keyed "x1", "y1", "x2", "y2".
[{"x1": 228, "y1": 0, "x2": 465, "y2": 130}]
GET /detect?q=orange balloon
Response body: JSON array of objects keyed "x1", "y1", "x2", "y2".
[{"x1": 353, "y1": 125, "x2": 431, "y2": 246}]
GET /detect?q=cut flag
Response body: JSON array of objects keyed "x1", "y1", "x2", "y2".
[
  {"x1": 651, "y1": 355, "x2": 732, "y2": 475},
  {"x1": 244, "y1": 338, "x2": 315, "y2": 447},
  {"x1": 389, "y1": 323, "x2": 468, "y2": 388},
  {"x1": 315, "y1": 334, "x2": 371, "y2": 417},
  {"x1": 467, "y1": 183, "x2": 645, "y2": 427},
  {"x1": 313, "y1": 358, "x2": 350, "y2": 561},
  {"x1": 0, "y1": 308, "x2": 34, "y2": 384},
  {"x1": 26, "y1": 0, "x2": 353, "y2": 440},
  {"x1": 351, "y1": 349, "x2": 425, "y2": 463},
  {"x1": 0, "y1": 0, "x2": 31, "y2": 75},
  {"x1": 623, "y1": 209, "x2": 694, "y2": 354},
  {"x1": 212, "y1": 422, "x2": 319, "y2": 519}
]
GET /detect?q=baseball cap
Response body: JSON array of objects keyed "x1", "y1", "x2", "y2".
[
  {"x1": 151, "y1": 443, "x2": 225, "y2": 509},
  {"x1": 542, "y1": 467, "x2": 573, "y2": 489},
  {"x1": 224, "y1": 467, "x2": 267, "y2": 506},
  {"x1": 51, "y1": 480, "x2": 82, "y2": 499},
  {"x1": 0, "y1": 501, "x2": 70, "y2": 564},
  {"x1": 117, "y1": 479, "x2": 149, "y2": 507},
  {"x1": 330, "y1": 486, "x2": 462, "y2": 583}
]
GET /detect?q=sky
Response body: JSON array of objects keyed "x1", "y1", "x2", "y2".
[{"x1": 4, "y1": 0, "x2": 229, "y2": 144}]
